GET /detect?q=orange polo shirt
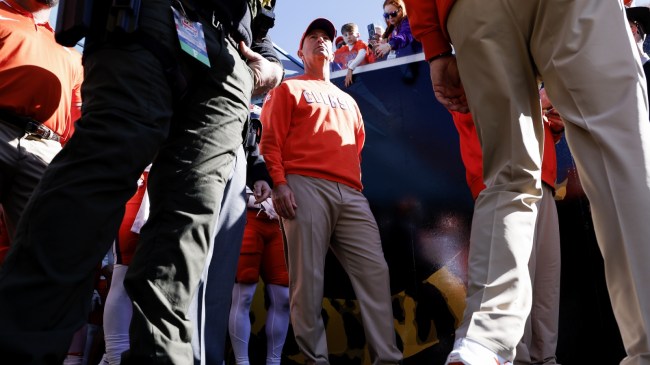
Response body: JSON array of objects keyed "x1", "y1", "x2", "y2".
[
  {"x1": 0, "y1": 0, "x2": 83, "y2": 143},
  {"x1": 260, "y1": 75, "x2": 366, "y2": 191}
]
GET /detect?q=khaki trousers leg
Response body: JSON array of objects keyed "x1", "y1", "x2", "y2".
[
  {"x1": 516, "y1": 185, "x2": 561, "y2": 365},
  {"x1": 282, "y1": 175, "x2": 401, "y2": 365},
  {"x1": 449, "y1": 0, "x2": 650, "y2": 363}
]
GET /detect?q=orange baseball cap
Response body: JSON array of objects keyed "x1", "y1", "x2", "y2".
[{"x1": 299, "y1": 18, "x2": 336, "y2": 50}]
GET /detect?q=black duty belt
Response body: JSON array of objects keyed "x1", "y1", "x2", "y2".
[{"x1": 0, "y1": 109, "x2": 61, "y2": 142}]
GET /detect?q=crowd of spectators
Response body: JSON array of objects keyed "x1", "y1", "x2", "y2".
[{"x1": 331, "y1": 0, "x2": 422, "y2": 76}]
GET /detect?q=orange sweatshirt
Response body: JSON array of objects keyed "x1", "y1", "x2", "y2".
[{"x1": 260, "y1": 75, "x2": 366, "y2": 191}]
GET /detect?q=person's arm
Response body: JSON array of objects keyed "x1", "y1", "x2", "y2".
[
  {"x1": 355, "y1": 105, "x2": 365, "y2": 162},
  {"x1": 246, "y1": 143, "x2": 273, "y2": 202},
  {"x1": 243, "y1": 0, "x2": 283, "y2": 96},
  {"x1": 260, "y1": 83, "x2": 298, "y2": 219},
  {"x1": 345, "y1": 47, "x2": 367, "y2": 87},
  {"x1": 403, "y1": 0, "x2": 467, "y2": 112},
  {"x1": 402, "y1": 0, "x2": 452, "y2": 60},
  {"x1": 251, "y1": 180, "x2": 272, "y2": 203},
  {"x1": 241, "y1": 41, "x2": 284, "y2": 97},
  {"x1": 429, "y1": 56, "x2": 468, "y2": 112},
  {"x1": 347, "y1": 48, "x2": 367, "y2": 70},
  {"x1": 387, "y1": 18, "x2": 415, "y2": 50},
  {"x1": 260, "y1": 84, "x2": 292, "y2": 187},
  {"x1": 62, "y1": 49, "x2": 83, "y2": 145}
]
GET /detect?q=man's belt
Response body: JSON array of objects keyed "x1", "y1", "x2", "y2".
[{"x1": 0, "y1": 110, "x2": 61, "y2": 142}]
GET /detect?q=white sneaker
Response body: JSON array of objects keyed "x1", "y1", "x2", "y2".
[{"x1": 445, "y1": 338, "x2": 512, "y2": 365}]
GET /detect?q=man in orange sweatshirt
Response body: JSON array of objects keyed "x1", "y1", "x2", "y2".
[
  {"x1": 404, "y1": 0, "x2": 650, "y2": 364},
  {"x1": 260, "y1": 18, "x2": 402, "y2": 365}
]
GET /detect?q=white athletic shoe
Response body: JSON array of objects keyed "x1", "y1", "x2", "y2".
[{"x1": 445, "y1": 338, "x2": 512, "y2": 365}]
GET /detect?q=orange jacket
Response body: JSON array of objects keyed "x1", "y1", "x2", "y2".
[
  {"x1": 260, "y1": 75, "x2": 366, "y2": 191},
  {"x1": 403, "y1": 0, "x2": 455, "y2": 60}
]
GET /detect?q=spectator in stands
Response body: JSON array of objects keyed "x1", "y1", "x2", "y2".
[
  {"x1": 335, "y1": 36, "x2": 346, "y2": 50},
  {"x1": 333, "y1": 23, "x2": 375, "y2": 87},
  {"x1": 374, "y1": 0, "x2": 421, "y2": 59}
]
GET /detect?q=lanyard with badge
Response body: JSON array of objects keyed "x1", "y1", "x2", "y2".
[{"x1": 171, "y1": 0, "x2": 211, "y2": 67}]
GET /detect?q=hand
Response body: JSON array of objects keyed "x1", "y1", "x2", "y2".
[
  {"x1": 544, "y1": 108, "x2": 565, "y2": 141},
  {"x1": 252, "y1": 180, "x2": 272, "y2": 204},
  {"x1": 240, "y1": 41, "x2": 283, "y2": 96},
  {"x1": 539, "y1": 87, "x2": 553, "y2": 110},
  {"x1": 539, "y1": 87, "x2": 564, "y2": 140},
  {"x1": 375, "y1": 43, "x2": 391, "y2": 58},
  {"x1": 272, "y1": 183, "x2": 297, "y2": 219},
  {"x1": 429, "y1": 55, "x2": 469, "y2": 113},
  {"x1": 345, "y1": 68, "x2": 354, "y2": 87}
]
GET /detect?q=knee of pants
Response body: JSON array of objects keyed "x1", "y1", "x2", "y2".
[
  {"x1": 262, "y1": 270, "x2": 289, "y2": 287},
  {"x1": 237, "y1": 267, "x2": 260, "y2": 284}
]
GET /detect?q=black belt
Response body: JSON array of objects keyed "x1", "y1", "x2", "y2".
[{"x1": 0, "y1": 110, "x2": 61, "y2": 142}]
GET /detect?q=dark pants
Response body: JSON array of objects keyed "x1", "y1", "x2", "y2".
[
  {"x1": 190, "y1": 146, "x2": 247, "y2": 365},
  {"x1": 0, "y1": 0, "x2": 252, "y2": 363}
]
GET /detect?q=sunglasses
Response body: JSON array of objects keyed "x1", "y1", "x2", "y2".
[{"x1": 383, "y1": 10, "x2": 400, "y2": 19}]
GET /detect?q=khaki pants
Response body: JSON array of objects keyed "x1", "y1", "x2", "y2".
[
  {"x1": 281, "y1": 174, "x2": 402, "y2": 365},
  {"x1": 448, "y1": 0, "x2": 650, "y2": 363},
  {"x1": 516, "y1": 184, "x2": 561, "y2": 365}
]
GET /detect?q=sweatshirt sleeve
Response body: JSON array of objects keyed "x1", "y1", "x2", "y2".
[
  {"x1": 403, "y1": 0, "x2": 452, "y2": 60},
  {"x1": 260, "y1": 83, "x2": 293, "y2": 186}
]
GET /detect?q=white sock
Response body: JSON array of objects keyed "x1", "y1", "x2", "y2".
[
  {"x1": 228, "y1": 283, "x2": 258, "y2": 365},
  {"x1": 265, "y1": 284, "x2": 290, "y2": 365},
  {"x1": 102, "y1": 265, "x2": 132, "y2": 365}
]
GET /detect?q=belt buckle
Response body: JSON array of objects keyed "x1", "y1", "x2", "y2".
[
  {"x1": 25, "y1": 121, "x2": 58, "y2": 142},
  {"x1": 24, "y1": 121, "x2": 42, "y2": 137}
]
